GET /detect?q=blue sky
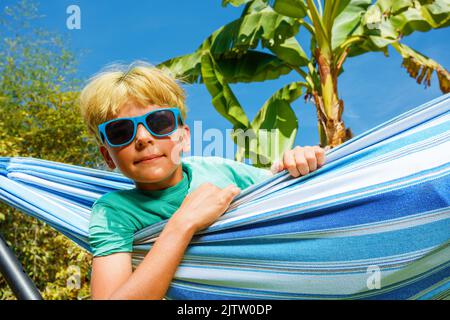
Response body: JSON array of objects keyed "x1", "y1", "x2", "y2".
[{"x1": 3, "y1": 0, "x2": 449, "y2": 158}]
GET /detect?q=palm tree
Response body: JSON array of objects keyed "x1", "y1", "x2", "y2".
[{"x1": 159, "y1": 0, "x2": 449, "y2": 166}]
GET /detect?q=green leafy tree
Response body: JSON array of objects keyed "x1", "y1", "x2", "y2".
[
  {"x1": 0, "y1": 1, "x2": 102, "y2": 299},
  {"x1": 160, "y1": 0, "x2": 450, "y2": 166}
]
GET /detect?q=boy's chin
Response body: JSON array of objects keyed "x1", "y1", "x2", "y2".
[{"x1": 130, "y1": 162, "x2": 181, "y2": 186}]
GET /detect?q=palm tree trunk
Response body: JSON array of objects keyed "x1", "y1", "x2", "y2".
[{"x1": 314, "y1": 48, "x2": 352, "y2": 148}]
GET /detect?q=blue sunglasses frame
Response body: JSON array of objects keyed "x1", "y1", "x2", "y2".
[{"x1": 98, "y1": 107, "x2": 183, "y2": 147}]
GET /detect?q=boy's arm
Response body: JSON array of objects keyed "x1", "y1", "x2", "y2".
[
  {"x1": 91, "y1": 216, "x2": 195, "y2": 300},
  {"x1": 90, "y1": 183, "x2": 241, "y2": 300}
]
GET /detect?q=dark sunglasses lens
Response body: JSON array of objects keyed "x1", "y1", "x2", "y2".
[
  {"x1": 105, "y1": 119, "x2": 134, "y2": 145},
  {"x1": 146, "y1": 110, "x2": 176, "y2": 135}
]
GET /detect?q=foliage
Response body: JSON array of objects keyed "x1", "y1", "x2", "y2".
[
  {"x1": 0, "y1": 0, "x2": 102, "y2": 300},
  {"x1": 160, "y1": 0, "x2": 450, "y2": 166}
]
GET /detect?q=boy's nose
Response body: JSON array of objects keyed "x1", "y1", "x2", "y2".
[{"x1": 134, "y1": 123, "x2": 155, "y2": 147}]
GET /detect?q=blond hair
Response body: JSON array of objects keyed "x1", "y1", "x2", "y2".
[{"x1": 78, "y1": 61, "x2": 187, "y2": 145}]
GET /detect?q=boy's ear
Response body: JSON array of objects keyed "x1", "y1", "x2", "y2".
[
  {"x1": 180, "y1": 125, "x2": 191, "y2": 153},
  {"x1": 99, "y1": 145, "x2": 116, "y2": 170}
]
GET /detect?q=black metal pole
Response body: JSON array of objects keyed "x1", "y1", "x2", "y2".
[{"x1": 0, "y1": 234, "x2": 42, "y2": 300}]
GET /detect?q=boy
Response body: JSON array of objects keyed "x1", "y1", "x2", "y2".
[{"x1": 78, "y1": 62, "x2": 326, "y2": 300}]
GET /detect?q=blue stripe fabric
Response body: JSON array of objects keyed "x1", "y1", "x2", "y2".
[{"x1": 0, "y1": 93, "x2": 449, "y2": 299}]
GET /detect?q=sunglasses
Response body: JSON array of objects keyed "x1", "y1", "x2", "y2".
[{"x1": 98, "y1": 107, "x2": 183, "y2": 147}]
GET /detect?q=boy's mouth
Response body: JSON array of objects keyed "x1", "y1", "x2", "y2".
[{"x1": 134, "y1": 154, "x2": 164, "y2": 164}]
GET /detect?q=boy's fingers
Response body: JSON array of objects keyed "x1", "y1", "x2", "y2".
[
  {"x1": 222, "y1": 184, "x2": 241, "y2": 200},
  {"x1": 270, "y1": 160, "x2": 283, "y2": 174},
  {"x1": 293, "y1": 147, "x2": 309, "y2": 176},
  {"x1": 284, "y1": 150, "x2": 300, "y2": 177},
  {"x1": 314, "y1": 145, "x2": 326, "y2": 167},
  {"x1": 303, "y1": 146, "x2": 317, "y2": 172}
]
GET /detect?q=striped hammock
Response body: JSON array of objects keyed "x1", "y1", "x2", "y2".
[{"x1": 0, "y1": 94, "x2": 449, "y2": 300}]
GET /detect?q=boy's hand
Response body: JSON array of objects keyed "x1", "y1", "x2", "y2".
[
  {"x1": 270, "y1": 145, "x2": 327, "y2": 177},
  {"x1": 172, "y1": 183, "x2": 241, "y2": 233}
]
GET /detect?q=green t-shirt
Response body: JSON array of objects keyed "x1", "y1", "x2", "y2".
[{"x1": 89, "y1": 156, "x2": 272, "y2": 257}]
